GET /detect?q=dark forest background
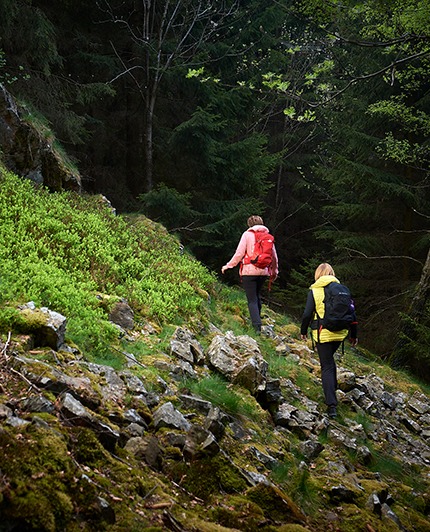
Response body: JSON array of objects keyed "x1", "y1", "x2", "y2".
[{"x1": 1, "y1": 0, "x2": 429, "y2": 379}]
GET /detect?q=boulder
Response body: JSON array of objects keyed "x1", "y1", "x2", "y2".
[
  {"x1": 0, "y1": 84, "x2": 81, "y2": 191},
  {"x1": 207, "y1": 331, "x2": 268, "y2": 394}
]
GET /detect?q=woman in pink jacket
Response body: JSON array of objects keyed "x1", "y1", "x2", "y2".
[{"x1": 221, "y1": 215, "x2": 278, "y2": 333}]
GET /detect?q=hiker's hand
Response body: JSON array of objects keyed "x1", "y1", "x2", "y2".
[
  {"x1": 349, "y1": 337, "x2": 358, "y2": 347},
  {"x1": 270, "y1": 273, "x2": 277, "y2": 282},
  {"x1": 221, "y1": 266, "x2": 228, "y2": 274}
]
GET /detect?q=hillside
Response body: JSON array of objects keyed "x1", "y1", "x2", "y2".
[{"x1": 0, "y1": 168, "x2": 429, "y2": 532}]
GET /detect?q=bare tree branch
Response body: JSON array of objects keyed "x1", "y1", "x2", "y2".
[
  {"x1": 344, "y1": 247, "x2": 424, "y2": 266},
  {"x1": 1, "y1": 332, "x2": 11, "y2": 362}
]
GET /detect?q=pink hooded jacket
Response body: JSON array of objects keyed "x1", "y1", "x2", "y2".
[{"x1": 223, "y1": 224, "x2": 279, "y2": 277}]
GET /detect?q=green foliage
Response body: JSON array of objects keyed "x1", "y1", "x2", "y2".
[
  {"x1": 368, "y1": 450, "x2": 406, "y2": 481},
  {"x1": 139, "y1": 184, "x2": 197, "y2": 229},
  {"x1": 207, "y1": 283, "x2": 252, "y2": 333},
  {"x1": 160, "y1": 103, "x2": 277, "y2": 268},
  {"x1": 266, "y1": 352, "x2": 299, "y2": 381},
  {"x1": 0, "y1": 169, "x2": 215, "y2": 358},
  {"x1": 290, "y1": 51, "x2": 429, "y2": 357},
  {"x1": 284, "y1": 467, "x2": 322, "y2": 515},
  {"x1": 390, "y1": 309, "x2": 430, "y2": 373},
  {"x1": 0, "y1": 48, "x2": 30, "y2": 85}
]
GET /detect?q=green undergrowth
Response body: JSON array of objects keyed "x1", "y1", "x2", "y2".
[
  {"x1": 0, "y1": 169, "x2": 215, "y2": 359},
  {"x1": 184, "y1": 374, "x2": 265, "y2": 421}
]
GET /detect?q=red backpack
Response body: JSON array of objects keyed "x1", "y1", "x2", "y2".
[{"x1": 243, "y1": 230, "x2": 275, "y2": 270}]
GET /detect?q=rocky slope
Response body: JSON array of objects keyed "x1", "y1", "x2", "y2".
[
  {"x1": 0, "y1": 84, "x2": 428, "y2": 531},
  {"x1": 0, "y1": 299, "x2": 429, "y2": 531}
]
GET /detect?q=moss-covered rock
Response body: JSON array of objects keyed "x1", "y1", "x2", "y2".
[
  {"x1": 246, "y1": 483, "x2": 307, "y2": 525},
  {"x1": 0, "y1": 425, "x2": 76, "y2": 531},
  {"x1": 166, "y1": 454, "x2": 247, "y2": 500}
]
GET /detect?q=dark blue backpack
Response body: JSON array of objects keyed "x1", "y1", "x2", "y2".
[{"x1": 320, "y1": 282, "x2": 355, "y2": 331}]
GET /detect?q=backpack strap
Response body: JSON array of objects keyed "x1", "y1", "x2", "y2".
[
  {"x1": 242, "y1": 229, "x2": 256, "y2": 267},
  {"x1": 311, "y1": 289, "x2": 321, "y2": 344}
]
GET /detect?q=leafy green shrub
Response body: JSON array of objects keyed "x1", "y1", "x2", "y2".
[{"x1": 0, "y1": 169, "x2": 215, "y2": 358}]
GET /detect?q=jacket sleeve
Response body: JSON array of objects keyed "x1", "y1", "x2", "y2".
[
  {"x1": 350, "y1": 313, "x2": 358, "y2": 339},
  {"x1": 300, "y1": 290, "x2": 315, "y2": 335},
  {"x1": 223, "y1": 232, "x2": 248, "y2": 269}
]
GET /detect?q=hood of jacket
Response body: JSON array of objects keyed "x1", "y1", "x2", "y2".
[
  {"x1": 310, "y1": 275, "x2": 340, "y2": 290},
  {"x1": 248, "y1": 224, "x2": 269, "y2": 234}
]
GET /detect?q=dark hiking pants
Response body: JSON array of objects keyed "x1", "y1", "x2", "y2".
[
  {"x1": 316, "y1": 340, "x2": 342, "y2": 407},
  {"x1": 241, "y1": 275, "x2": 267, "y2": 332}
]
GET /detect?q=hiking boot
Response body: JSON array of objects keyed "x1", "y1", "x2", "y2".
[{"x1": 327, "y1": 405, "x2": 337, "y2": 418}]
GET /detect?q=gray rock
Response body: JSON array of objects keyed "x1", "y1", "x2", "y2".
[
  {"x1": 170, "y1": 327, "x2": 205, "y2": 365},
  {"x1": 94, "y1": 496, "x2": 115, "y2": 524},
  {"x1": 59, "y1": 392, "x2": 119, "y2": 451},
  {"x1": 124, "y1": 435, "x2": 162, "y2": 469},
  {"x1": 109, "y1": 300, "x2": 134, "y2": 329},
  {"x1": 337, "y1": 370, "x2": 356, "y2": 392},
  {"x1": 86, "y1": 363, "x2": 127, "y2": 403},
  {"x1": 249, "y1": 446, "x2": 279, "y2": 469},
  {"x1": 22, "y1": 395, "x2": 55, "y2": 414},
  {"x1": 6, "y1": 416, "x2": 30, "y2": 428},
  {"x1": 123, "y1": 422, "x2": 146, "y2": 437},
  {"x1": 381, "y1": 391, "x2": 397, "y2": 410},
  {"x1": 356, "y1": 445, "x2": 372, "y2": 464},
  {"x1": 381, "y1": 503, "x2": 404, "y2": 529},
  {"x1": 300, "y1": 439, "x2": 324, "y2": 460},
  {"x1": 19, "y1": 303, "x2": 67, "y2": 349},
  {"x1": 179, "y1": 394, "x2": 213, "y2": 414},
  {"x1": 170, "y1": 360, "x2": 197, "y2": 379},
  {"x1": 0, "y1": 84, "x2": 81, "y2": 191},
  {"x1": 119, "y1": 371, "x2": 148, "y2": 395},
  {"x1": 153, "y1": 401, "x2": 191, "y2": 431},
  {"x1": 275, "y1": 403, "x2": 297, "y2": 427},
  {"x1": 0, "y1": 404, "x2": 13, "y2": 419},
  {"x1": 207, "y1": 332, "x2": 267, "y2": 394},
  {"x1": 329, "y1": 484, "x2": 357, "y2": 503},
  {"x1": 183, "y1": 424, "x2": 219, "y2": 459},
  {"x1": 204, "y1": 406, "x2": 229, "y2": 440},
  {"x1": 408, "y1": 395, "x2": 430, "y2": 415},
  {"x1": 124, "y1": 408, "x2": 147, "y2": 427}
]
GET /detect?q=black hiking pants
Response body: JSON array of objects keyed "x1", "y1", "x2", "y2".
[
  {"x1": 316, "y1": 340, "x2": 342, "y2": 407},
  {"x1": 241, "y1": 275, "x2": 267, "y2": 332}
]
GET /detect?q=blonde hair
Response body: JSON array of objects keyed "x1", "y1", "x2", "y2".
[
  {"x1": 315, "y1": 262, "x2": 335, "y2": 281},
  {"x1": 247, "y1": 215, "x2": 264, "y2": 227}
]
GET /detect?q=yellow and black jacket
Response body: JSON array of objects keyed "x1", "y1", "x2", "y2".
[{"x1": 300, "y1": 275, "x2": 358, "y2": 343}]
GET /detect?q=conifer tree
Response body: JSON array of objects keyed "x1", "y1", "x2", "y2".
[{"x1": 289, "y1": 0, "x2": 430, "y2": 369}]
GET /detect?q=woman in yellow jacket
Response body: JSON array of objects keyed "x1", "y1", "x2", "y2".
[{"x1": 300, "y1": 263, "x2": 358, "y2": 418}]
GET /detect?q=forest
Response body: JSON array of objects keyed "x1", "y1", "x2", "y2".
[{"x1": 0, "y1": 0, "x2": 429, "y2": 379}]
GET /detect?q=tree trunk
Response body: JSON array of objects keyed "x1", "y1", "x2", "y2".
[
  {"x1": 125, "y1": 84, "x2": 145, "y2": 196},
  {"x1": 143, "y1": 95, "x2": 155, "y2": 193}
]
